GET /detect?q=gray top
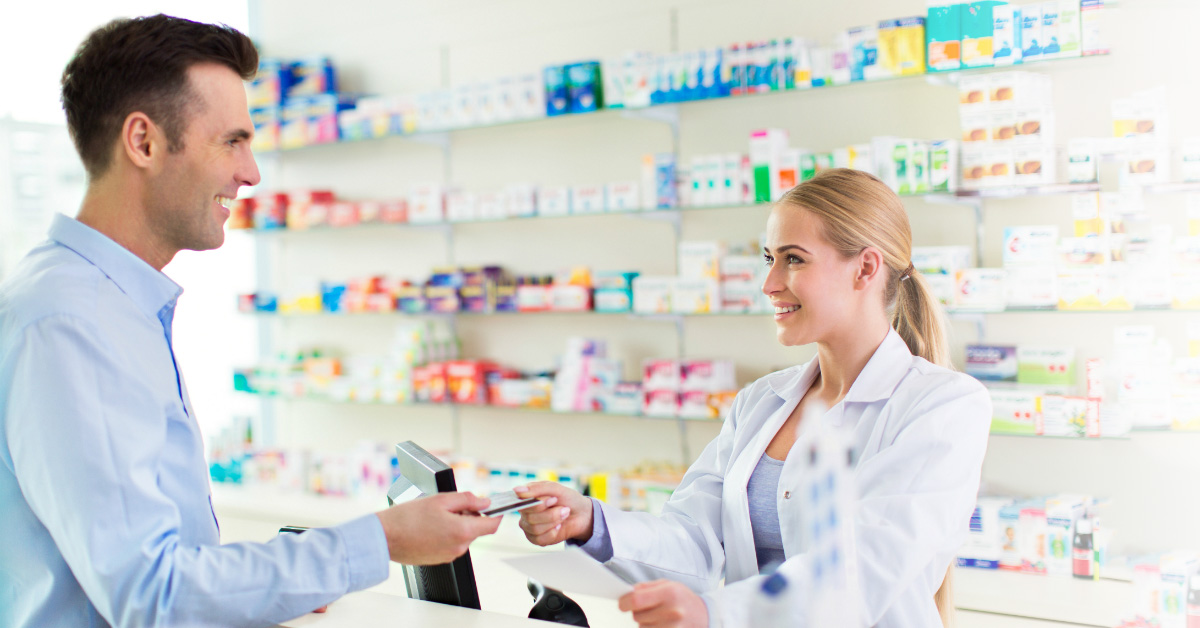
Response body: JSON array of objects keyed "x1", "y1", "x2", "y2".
[{"x1": 747, "y1": 452, "x2": 787, "y2": 572}]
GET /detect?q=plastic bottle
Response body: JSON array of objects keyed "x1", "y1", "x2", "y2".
[{"x1": 1072, "y1": 517, "x2": 1094, "y2": 579}]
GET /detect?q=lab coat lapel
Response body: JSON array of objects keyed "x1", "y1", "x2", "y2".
[{"x1": 723, "y1": 358, "x2": 819, "y2": 582}]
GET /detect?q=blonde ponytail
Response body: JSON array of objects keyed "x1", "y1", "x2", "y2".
[
  {"x1": 778, "y1": 168, "x2": 957, "y2": 627},
  {"x1": 893, "y1": 270, "x2": 952, "y2": 368}
]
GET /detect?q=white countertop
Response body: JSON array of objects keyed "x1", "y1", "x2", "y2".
[{"x1": 276, "y1": 590, "x2": 548, "y2": 627}]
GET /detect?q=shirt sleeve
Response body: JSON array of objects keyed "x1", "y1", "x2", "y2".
[
  {"x1": 3, "y1": 314, "x2": 389, "y2": 628},
  {"x1": 567, "y1": 497, "x2": 613, "y2": 562}
]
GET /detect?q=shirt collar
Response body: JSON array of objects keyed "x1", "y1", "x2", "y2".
[
  {"x1": 48, "y1": 213, "x2": 183, "y2": 321},
  {"x1": 765, "y1": 328, "x2": 914, "y2": 403}
]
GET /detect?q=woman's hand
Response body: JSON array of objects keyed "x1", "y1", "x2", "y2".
[
  {"x1": 514, "y1": 481, "x2": 594, "y2": 546},
  {"x1": 618, "y1": 580, "x2": 709, "y2": 628}
]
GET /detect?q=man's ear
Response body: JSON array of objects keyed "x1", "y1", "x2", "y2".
[
  {"x1": 854, "y1": 247, "x2": 885, "y2": 290},
  {"x1": 121, "y1": 112, "x2": 159, "y2": 171}
]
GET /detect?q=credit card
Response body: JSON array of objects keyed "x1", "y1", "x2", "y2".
[{"x1": 480, "y1": 490, "x2": 541, "y2": 517}]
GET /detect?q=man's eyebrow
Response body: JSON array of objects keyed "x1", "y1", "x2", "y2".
[{"x1": 223, "y1": 129, "x2": 252, "y2": 141}]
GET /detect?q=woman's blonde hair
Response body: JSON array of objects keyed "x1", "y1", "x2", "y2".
[{"x1": 777, "y1": 168, "x2": 957, "y2": 626}]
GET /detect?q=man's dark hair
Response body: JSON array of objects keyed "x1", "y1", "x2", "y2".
[{"x1": 61, "y1": 14, "x2": 258, "y2": 179}]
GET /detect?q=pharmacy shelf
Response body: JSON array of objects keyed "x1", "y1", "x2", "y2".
[
  {"x1": 236, "y1": 390, "x2": 722, "y2": 423},
  {"x1": 232, "y1": 183, "x2": 1105, "y2": 238},
  {"x1": 988, "y1": 431, "x2": 1130, "y2": 441},
  {"x1": 259, "y1": 53, "x2": 1112, "y2": 155},
  {"x1": 955, "y1": 567, "x2": 1132, "y2": 627},
  {"x1": 245, "y1": 305, "x2": 1199, "y2": 319}
]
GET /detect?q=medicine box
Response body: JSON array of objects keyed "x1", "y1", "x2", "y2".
[
  {"x1": 1017, "y1": 346, "x2": 1076, "y2": 386},
  {"x1": 1020, "y1": 4, "x2": 1044, "y2": 63},
  {"x1": 1004, "y1": 267, "x2": 1059, "y2": 308},
  {"x1": 989, "y1": 388, "x2": 1041, "y2": 435},
  {"x1": 571, "y1": 184, "x2": 606, "y2": 214},
  {"x1": 992, "y1": 4, "x2": 1021, "y2": 66},
  {"x1": 671, "y1": 279, "x2": 719, "y2": 314},
  {"x1": 966, "y1": 345, "x2": 1018, "y2": 381},
  {"x1": 679, "y1": 241, "x2": 724, "y2": 280},
  {"x1": 926, "y1": 1, "x2": 963, "y2": 72},
  {"x1": 955, "y1": 268, "x2": 1007, "y2": 310},
  {"x1": 1003, "y1": 226, "x2": 1059, "y2": 267},
  {"x1": 537, "y1": 186, "x2": 571, "y2": 217},
  {"x1": 633, "y1": 276, "x2": 674, "y2": 314},
  {"x1": 962, "y1": 1, "x2": 1007, "y2": 69}
]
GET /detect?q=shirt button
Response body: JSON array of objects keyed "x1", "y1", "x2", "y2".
[{"x1": 783, "y1": 491, "x2": 791, "y2": 499}]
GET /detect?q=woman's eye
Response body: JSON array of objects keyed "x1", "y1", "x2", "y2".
[
  {"x1": 788, "y1": 255, "x2": 802, "y2": 265},
  {"x1": 763, "y1": 256, "x2": 773, "y2": 267}
]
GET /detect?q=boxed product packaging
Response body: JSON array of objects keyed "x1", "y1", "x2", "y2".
[
  {"x1": 571, "y1": 184, "x2": 606, "y2": 214},
  {"x1": 642, "y1": 390, "x2": 679, "y2": 417},
  {"x1": 1040, "y1": 395, "x2": 1088, "y2": 437},
  {"x1": 250, "y1": 107, "x2": 280, "y2": 152},
  {"x1": 989, "y1": 388, "x2": 1041, "y2": 434},
  {"x1": 566, "y1": 61, "x2": 604, "y2": 113},
  {"x1": 1081, "y1": 0, "x2": 1109, "y2": 56},
  {"x1": 507, "y1": 184, "x2": 537, "y2": 218},
  {"x1": 961, "y1": 147, "x2": 987, "y2": 190},
  {"x1": 1055, "y1": 0, "x2": 1082, "y2": 58},
  {"x1": 476, "y1": 191, "x2": 507, "y2": 220},
  {"x1": 750, "y1": 129, "x2": 789, "y2": 202},
  {"x1": 544, "y1": 65, "x2": 569, "y2": 116},
  {"x1": 878, "y1": 17, "x2": 927, "y2": 77},
  {"x1": 1040, "y1": 2, "x2": 1061, "y2": 59},
  {"x1": 962, "y1": 1, "x2": 1008, "y2": 69},
  {"x1": 992, "y1": 4, "x2": 1022, "y2": 66},
  {"x1": 680, "y1": 359, "x2": 737, "y2": 392},
  {"x1": 632, "y1": 276, "x2": 674, "y2": 314},
  {"x1": 537, "y1": 186, "x2": 571, "y2": 217},
  {"x1": 998, "y1": 501, "x2": 1026, "y2": 570},
  {"x1": 1019, "y1": 507, "x2": 1048, "y2": 574},
  {"x1": 1003, "y1": 226, "x2": 1059, "y2": 267},
  {"x1": 956, "y1": 268, "x2": 1007, "y2": 310},
  {"x1": 961, "y1": 112, "x2": 989, "y2": 144},
  {"x1": 958, "y1": 497, "x2": 1013, "y2": 569},
  {"x1": 1017, "y1": 346, "x2": 1076, "y2": 386},
  {"x1": 990, "y1": 109, "x2": 1018, "y2": 143},
  {"x1": 926, "y1": 0, "x2": 964, "y2": 72},
  {"x1": 1044, "y1": 496, "x2": 1086, "y2": 575},
  {"x1": 678, "y1": 241, "x2": 724, "y2": 280},
  {"x1": 1014, "y1": 107, "x2": 1055, "y2": 145},
  {"x1": 671, "y1": 279, "x2": 719, "y2": 314},
  {"x1": 445, "y1": 191, "x2": 478, "y2": 222},
  {"x1": 408, "y1": 184, "x2": 445, "y2": 223},
  {"x1": 1004, "y1": 266, "x2": 1059, "y2": 308},
  {"x1": 1014, "y1": 145, "x2": 1055, "y2": 184},
  {"x1": 606, "y1": 181, "x2": 640, "y2": 212},
  {"x1": 967, "y1": 345, "x2": 1019, "y2": 381},
  {"x1": 641, "y1": 153, "x2": 678, "y2": 209},
  {"x1": 643, "y1": 359, "x2": 682, "y2": 391},
  {"x1": 959, "y1": 74, "x2": 991, "y2": 108},
  {"x1": 1020, "y1": 4, "x2": 1044, "y2": 63},
  {"x1": 1067, "y1": 138, "x2": 1099, "y2": 183},
  {"x1": 982, "y1": 147, "x2": 1015, "y2": 187}
]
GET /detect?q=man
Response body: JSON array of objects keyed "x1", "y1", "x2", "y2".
[{"x1": 0, "y1": 15, "x2": 501, "y2": 628}]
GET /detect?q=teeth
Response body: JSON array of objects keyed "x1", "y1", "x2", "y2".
[
  {"x1": 775, "y1": 305, "x2": 800, "y2": 314},
  {"x1": 215, "y1": 196, "x2": 233, "y2": 209}
]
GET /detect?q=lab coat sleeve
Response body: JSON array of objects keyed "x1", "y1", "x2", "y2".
[
  {"x1": 598, "y1": 386, "x2": 751, "y2": 592},
  {"x1": 4, "y1": 315, "x2": 390, "y2": 628},
  {"x1": 703, "y1": 376, "x2": 991, "y2": 627}
]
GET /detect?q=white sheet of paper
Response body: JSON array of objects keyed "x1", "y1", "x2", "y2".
[{"x1": 502, "y1": 547, "x2": 634, "y2": 600}]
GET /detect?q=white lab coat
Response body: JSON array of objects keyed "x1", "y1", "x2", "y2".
[{"x1": 599, "y1": 329, "x2": 991, "y2": 627}]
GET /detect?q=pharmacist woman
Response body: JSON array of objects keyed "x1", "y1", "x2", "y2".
[{"x1": 515, "y1": 168, "x2": 991, "y2": 628}]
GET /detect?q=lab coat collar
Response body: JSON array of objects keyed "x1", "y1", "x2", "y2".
[{"x1": 764, "y1": 328, "x2": 913, "y2": 404}]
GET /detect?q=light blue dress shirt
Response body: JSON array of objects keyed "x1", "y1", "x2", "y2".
[{"x1": 0, "y1": 214, "x2": 389, "y2": 628}]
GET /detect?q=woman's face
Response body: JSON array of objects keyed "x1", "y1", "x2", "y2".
[{"x1": 762, "y1": 205, "x2": 872, "y2": 347}]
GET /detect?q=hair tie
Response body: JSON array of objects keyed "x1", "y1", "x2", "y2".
[{"x1": 900, "y1": 262, "x2": 915, "y2": 282}]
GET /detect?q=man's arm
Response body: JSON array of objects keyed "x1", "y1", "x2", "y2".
[{"x1": 5, "y1": 314, "x2": 389, "y2": 627}]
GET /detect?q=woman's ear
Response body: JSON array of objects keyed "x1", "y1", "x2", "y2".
[{"x1": 854, "y1": 247, "x2": 885, "y2": 290}]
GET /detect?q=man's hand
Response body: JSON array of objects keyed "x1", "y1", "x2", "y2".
[
  {"x1": 514, "y1": 481, "x2": 594, "y2": 546},
  {"x1": 618, "y1": 580, "x2": 709, "y2": 628},
  {"x1": 375, "y1": 492, "x2": 501, "y2": 565}
]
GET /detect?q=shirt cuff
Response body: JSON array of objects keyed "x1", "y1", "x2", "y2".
[
  {"x1": 567, "y1": 497, "x2": 614, "y2": 562},
  {"x1": 333, "y1": 513, "x2": 390, "y2": 592}
]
